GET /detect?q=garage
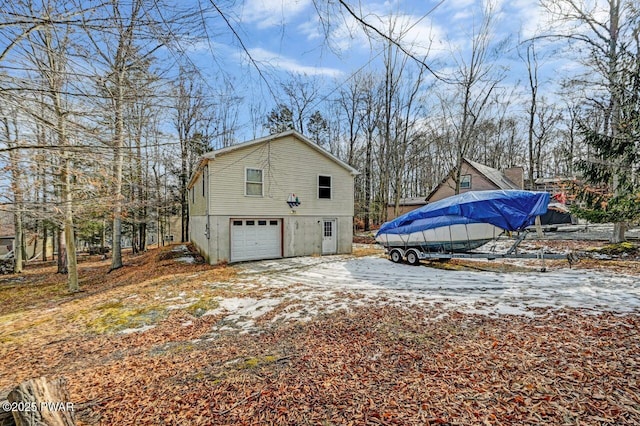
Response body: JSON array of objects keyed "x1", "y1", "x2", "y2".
[{"x1": 230, "y1": 219, "x2": 282, "y2": 262}]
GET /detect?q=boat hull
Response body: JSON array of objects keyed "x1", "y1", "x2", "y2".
[{"x1": 375, "y1": 222, "x2": 504, "y2": 253}]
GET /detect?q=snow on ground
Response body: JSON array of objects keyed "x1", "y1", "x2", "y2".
[{"x1": 200, "y1": 253, "x2": 640, "y2": 333}]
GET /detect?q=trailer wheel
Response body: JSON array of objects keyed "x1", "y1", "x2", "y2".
[
  {"x1": 406, "y1": 250, "x2": 420, "y2": 265},
  {"x1": 389, "y1": 249, "x2": 403, "y2": 263}
]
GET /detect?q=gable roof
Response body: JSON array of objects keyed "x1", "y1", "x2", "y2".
[
  {"x1": 465, "y1": 158, "x2": 520, "y2": 190},
  {"x1": 386, "y1": 197, "x2": 427, "y2": 207},
  {"x1": 425, "y1": 158, "x2": 519, "y2": 201},
  {"x1": 188, "y1": 130, "x2": 359, "y2": 189}
]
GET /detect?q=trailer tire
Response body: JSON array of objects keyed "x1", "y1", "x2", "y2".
[
  {"x1": 389, "y1": 249, "x2": 403, "y2": 263},
  {"x1": 406, "y1": 250, "x2": 420, "y2": 265}
]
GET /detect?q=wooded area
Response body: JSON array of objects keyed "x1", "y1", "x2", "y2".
[{"x1": 1, "y1": 0, "x2": 639, "y2": 290}]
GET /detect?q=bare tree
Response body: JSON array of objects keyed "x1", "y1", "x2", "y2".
[
  {"x1": 173, "y1": 66, "x2": 212, "y2": 243},
  {"x1": 281, "y1": 73, "x2": 321, "y2": 135},
  {"x1": 522, "y1": 41, "x2": 540, "y2": 187},
  {"x1": 336, "y1": 74, "x2": 366, "y2": 166},
  {"x1": 357, "y1": 73, "x2": 382, "y2": 230},
  {"x1": 83, "y1": 0, "x2": 168, "y2": 267},
  {"x1": 445, "y1": 2, "x2": 507, "y2": 193}
]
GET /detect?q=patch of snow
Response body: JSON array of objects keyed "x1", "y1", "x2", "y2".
[
  {"x1": 166, "y1": 303, "x2": 193, "y2": 311},
  {"x1": 175, "y1": 256, "x2": 196, "y2": 264},
  {"x1": 119, "y1": 324, "x2": 155, "y2": 334},
  {"x1": 201, "y1": 254, "x2": 640, "y2": 334}
]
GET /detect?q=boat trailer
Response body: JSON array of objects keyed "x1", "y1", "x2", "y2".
[{"x1": 383, "y1": 230, "x2": 575, "y2": 269}]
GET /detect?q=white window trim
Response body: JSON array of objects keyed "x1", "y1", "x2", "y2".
[
  {"x1": 245, "y1": 167, "x2": 264, "y2": 197},
  {"x1": 318, "y1": 174, "x2": 332, "y2": 199}
]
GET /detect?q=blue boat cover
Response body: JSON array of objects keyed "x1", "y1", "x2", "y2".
[{"x1": 377, "y1": 190, "x2": 550, "y2": 236}]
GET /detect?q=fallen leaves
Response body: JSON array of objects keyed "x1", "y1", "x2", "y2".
[{"x1": 1, "y1": 244, "x2": 640, "y2": 424}]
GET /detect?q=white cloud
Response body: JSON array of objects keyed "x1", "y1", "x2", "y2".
[
  {"x1": 241, "y1": 47, "x2": 344, "y2": 77},
  {"x1": 508, "y1": 0, "x2": 549, "y2": 40},
  {"x1": 319, "y1": 3, "x2": 444, "y2": 59},
  {"x1": 240, "y1": 0, "x2": 313, "y2": 29}
]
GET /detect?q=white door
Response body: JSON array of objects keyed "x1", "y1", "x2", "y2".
[
  {"x1": 230, "y1": 219, "x2": 281, "y2": 262},
  {"x1": 322, "y1": 219, "x2": 337, "y2": 254}
]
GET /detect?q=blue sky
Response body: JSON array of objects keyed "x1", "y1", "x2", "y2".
[
  {"x1": 189, "y1": 0, "x2": 554, "y2": 77},
  {"x1": 175, "y1": 0, "x2": 570, "y2": 141}
]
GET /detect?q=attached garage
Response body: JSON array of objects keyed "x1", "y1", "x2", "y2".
[{"x1": 230, "y1": 219, "x2": 282, "y2": 262}]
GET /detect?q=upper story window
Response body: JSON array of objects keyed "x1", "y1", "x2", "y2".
[
  {"x1": 318, "y1": 175, "x2": 331, "y2": 199},
  {"x1": 245, "y1": 168, "x2": 263, "y2": 196},
  {"x1": 460, "y1": 174, "x2": 471, "y2": 189}
]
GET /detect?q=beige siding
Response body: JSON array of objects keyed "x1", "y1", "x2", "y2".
[
  {"x1": 189, "y1": 170, "x2": 208, "y2": 216},
  {"x1": 208, "y1": 135, "x2": 355, "y2": 217},
  {"x1": 386, "y1": 204, "x2": 425, "y2": 220}
]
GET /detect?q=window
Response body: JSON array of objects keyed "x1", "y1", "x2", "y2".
[
  {"x1": 246, "y1": 220, "x2": 255, "y2": 226},
  {"x1": 460, "y1": 174, "x2": 471, "y2": 189},
  {"x1": 258, "y1": 220, "x2": 267, "y2": 226},
  {"x1": 270, "y1": 220, "x2": 278, "y2": 226},
  {"x1": 318, "y1": 175, "x2": 332, "y2": 199},
  {"x1": 245, "y1": 168, "x2": 263, "y2": 196},
  {"x1": 233, "y1": 220, "x2": 242, "y2": 226},
  {"x1": 324, "y1": 220, "x2": 333, "y2": 237}
]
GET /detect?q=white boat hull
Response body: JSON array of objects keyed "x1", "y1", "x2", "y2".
[{"x1": 375, "y1": 222, "x2": 504, "y2": 253}]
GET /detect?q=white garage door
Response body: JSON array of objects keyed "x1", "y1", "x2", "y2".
[{"x1": 230, "y1": 219, "x2": 281, "y2": 262}]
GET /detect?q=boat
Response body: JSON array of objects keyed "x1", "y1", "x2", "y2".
[{"x1": 375, "y1": 190, "x2": 550, "y2": 257}]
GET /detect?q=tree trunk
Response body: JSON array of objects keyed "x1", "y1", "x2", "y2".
[
  {"x1": 6, "y1": 377, "x2": 75, "y2": 426},
  {"x1": 111, "y1": 77, "x2": 125, "y2": 271},
  {"x1": 13, "y1": 209, "x2": 23, "y2": 274},
  {"x1": 56, "y1": 228, "x2": 66, "y2": 274}
]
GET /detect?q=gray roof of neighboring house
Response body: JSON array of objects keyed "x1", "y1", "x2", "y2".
[
  {"x1": 465, "y1": 158, "x2": 519, "y2": 190},
  {"x1": 387, "y1": 197, "x2": 427, "y2": 207}
]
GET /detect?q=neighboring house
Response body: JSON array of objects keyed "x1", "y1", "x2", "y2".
[
  {"x1": 0, "y1": 210, "x2": 13, "y2": 256},
  {"x1": 532, "y1": 177, "x2": 582, "y2": 205},
  {"x1": 143, "y1": 214, "x2": 182, "y2": 247},
  {"x1": 426, "y1": 158, "x2": 523, "y2": 203},
  {"x1": 0, "y1": 209, "x2": 53, "y2": 259},
  {"x1": 386, "y1": 197, "x2": 427, "y2": 220},
  {"x1": 187, "y1": 130, "x2": 359, "y2": 264}
]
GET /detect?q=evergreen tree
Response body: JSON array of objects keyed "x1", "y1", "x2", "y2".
[
  {"x1": 264, "y1": 104, "x2": 294, "y2": 134},
  {"x1": 572, "y1": 121, "x2": 640, "y2": 226}
]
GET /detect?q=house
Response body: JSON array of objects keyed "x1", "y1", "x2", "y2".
[
  {"x1": 426, "y1": 158, "x2": 523, "y2": 203},
  {"x1": 532, "y1": 177, "x2": 582, "y2": 205},
  {"x1": 187, "y1": 130, "x2": 359, "y2": 264},
  {"x1": 0, "y1": 210, "x2": 13, "y2": 256},
  {"x1": 385, "y1": 197, "x2": 427, "y2": 221}
]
